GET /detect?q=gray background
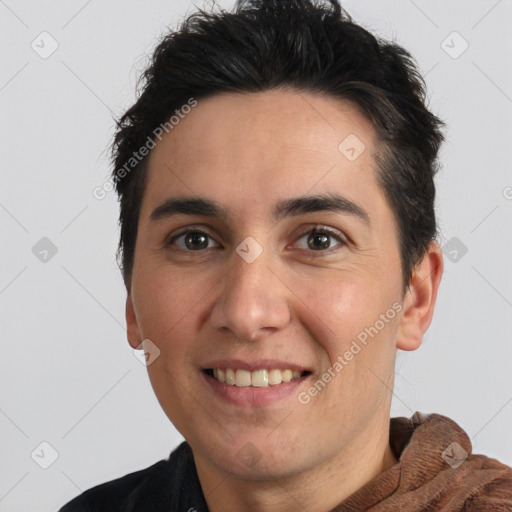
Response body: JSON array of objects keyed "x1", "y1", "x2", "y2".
[{"x1": 1, "y1": 0, "x2": 511, "y2": 510}]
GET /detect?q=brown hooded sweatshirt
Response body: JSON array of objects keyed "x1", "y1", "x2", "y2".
[{"x1": 335, "y1": 412, "x2": 512, "y2": 511}]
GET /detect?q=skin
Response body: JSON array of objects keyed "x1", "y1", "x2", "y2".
[{"x1": 126, "y1": 88, "x2": 443, "y2": 512}]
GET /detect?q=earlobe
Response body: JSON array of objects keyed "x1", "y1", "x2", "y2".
[
  {"x1": 396, "y1": 241, "x2": 444, "y2": 351},
  {"x1": 126, "y1": 294, "x2": 143, "y2": 349}
]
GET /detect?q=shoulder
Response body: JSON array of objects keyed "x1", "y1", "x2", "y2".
[{"x1": 58, "y1": 442, "x2": 196, "y2": 512}]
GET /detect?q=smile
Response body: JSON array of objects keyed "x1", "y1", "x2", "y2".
[{"x1": 204, "y1": 368, "x2": 309, "y2": 387}]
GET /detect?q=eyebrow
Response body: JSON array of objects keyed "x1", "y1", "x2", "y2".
[{"x1": 149, "y1": 193, "x2": 370, "y2": 226}]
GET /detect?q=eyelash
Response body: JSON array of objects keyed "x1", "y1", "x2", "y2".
[{"x1": 166, "y1": 225, "x2": 348, "y2": 255}]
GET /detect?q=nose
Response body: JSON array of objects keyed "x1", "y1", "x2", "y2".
[{"x1": 209, "y1": 246, "x2": 291, "y2": 341}]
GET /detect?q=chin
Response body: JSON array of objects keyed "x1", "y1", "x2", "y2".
[{"x1": 195, "y1": 429, "x2": 315, "y2": 480}]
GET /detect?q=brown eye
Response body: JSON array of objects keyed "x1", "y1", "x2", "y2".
[
  {"x1": 293, "y1": 227, "x2": 346, "y2": 252},
  {"x1": 170, "y1": 230, "x2": 219, "y2": 251},
  {"x1": 184, "y1": 232, "x2": 208, "y2": 250},
  {"x1": 307, "y1": 232, "x2": 331, "y2": 250}
]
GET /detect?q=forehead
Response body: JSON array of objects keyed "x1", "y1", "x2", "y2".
[{"x1": 141, "y1": 89, "x2": 385, "y2": 222}]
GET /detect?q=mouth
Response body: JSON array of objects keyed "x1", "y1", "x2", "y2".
[{"x1": 203, "y1": 368, "x2": 311, "y2": 387}]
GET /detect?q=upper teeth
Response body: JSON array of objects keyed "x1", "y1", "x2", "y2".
[{"x1": 212, "y1": 368, "x2": 302, "y2": 387}]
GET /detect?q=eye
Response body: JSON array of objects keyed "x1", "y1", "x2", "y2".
[
  {"x1": 293, "y1": 226, "x2": 346, "y2": 252},
  {"x1": 168, "y1": 229, "x2": 220, "y2": 251}
]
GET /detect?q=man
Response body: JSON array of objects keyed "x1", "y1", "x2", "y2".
[{"x1": 60, "y1": 0, "x2": 512, "y2": 510}]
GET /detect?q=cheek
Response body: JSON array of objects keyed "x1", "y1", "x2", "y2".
[
  {"x1": 299, "y1": 274, "x2": 371, "y2": 338},
  {"x1": 132, "y1": 267, "x2": 209, "y2": 345},
  {"x1": 305, "y1": 277, "x2": 399, "y2": 417},
  {"x1": 298, "y1": 272, "x2": 399, "y2": 363},
  {"x1": 133, "y1": 270, "x2": 210, "y2": 431}
]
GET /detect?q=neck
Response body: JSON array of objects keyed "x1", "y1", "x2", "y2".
[{"x1": 194, "y1": 415, "x2": 398, "y2": 512}]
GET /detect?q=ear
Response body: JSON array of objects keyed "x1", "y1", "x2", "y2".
[
  {"x1": 396, "y1": 241, "x2": 444, "y2": 351},
  {"x1": 126, "y1": 293, "x2": 143, "y2": 349}
]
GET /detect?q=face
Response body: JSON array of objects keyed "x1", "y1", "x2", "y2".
[{"x1": 126, "y1": 89, "x2": 430, "y2": 480}]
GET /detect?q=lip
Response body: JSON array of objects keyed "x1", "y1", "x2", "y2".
[
  {"x1": 201, "y1": 370, "x2": 310, "y2": 407},
  {"x1": 201, "y1": 358, "x2": 310, "y2": 373}
]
